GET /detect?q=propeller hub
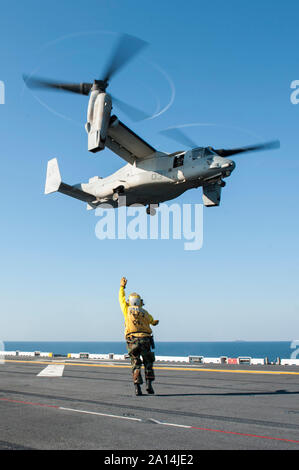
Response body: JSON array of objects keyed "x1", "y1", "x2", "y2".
[{"x1": 92, "y1": 80, "x2": 109, "y2": 92}]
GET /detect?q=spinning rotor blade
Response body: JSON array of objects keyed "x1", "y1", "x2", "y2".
[
  {"x1": 23, "y1": 35, "x2": 150, "y2": 122},
  {"x1": 160, "y1": 127, "x2": 198, "y2": 149},
  {"x1": 112, "y1": 95, "x2": 150, "y2": 121},
  {"x1": 23, "y1": 75, "x2": 92, "y2": 95},
  {"x1": 102, "y1": 33, "x2": 148, "y2": 83},
  {"x1": 213, "y1": 140, "x2": 280, "y2": 157},
  {"x1": 160, "y1": 126, "x2": 280, "y2": 158}
]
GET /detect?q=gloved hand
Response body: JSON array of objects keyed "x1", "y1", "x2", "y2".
[
  {"x1": 120, "y1": 277, "x2": 127, "y2": 288},
  {"x1": 152, "y1": 320, "x2": 159, "y2": 326}
]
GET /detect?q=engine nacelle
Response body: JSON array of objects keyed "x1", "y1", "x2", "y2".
[{"x1": 86, "y1": 91, "x2": 112, "y2": 153}]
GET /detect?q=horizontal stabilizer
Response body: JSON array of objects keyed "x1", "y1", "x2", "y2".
[{"x1": 45, "y1": 158, "x2": 96, "y2": 204}]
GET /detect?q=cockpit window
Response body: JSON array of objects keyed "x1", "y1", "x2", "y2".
[
  {"x1": 173, "y1": 155, "x2": 184, "y2": 168},
  {"x1": 191, "y1": 148, "x2": 203, "y2": 160},
  {"x1": 191, "y1": 147, "x2": 216, "y2": 160},
  {"x1": 204, "y1": 148, "x2": 216, "y2": 156}
]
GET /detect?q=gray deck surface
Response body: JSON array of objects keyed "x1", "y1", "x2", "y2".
[{"x1": 0, "y1": 358, "x2": 299, "y2": 451}]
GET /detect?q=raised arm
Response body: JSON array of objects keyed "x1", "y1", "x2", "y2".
[{"x1": 119, "y1": 277, "x2": 128, "y2": 317}]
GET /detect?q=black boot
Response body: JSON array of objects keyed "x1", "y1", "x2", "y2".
[
  {"x1": 146, "y1": 379, "x2": 154, "y2": 394},
  {"x1": 135, "y1": 384, "x2": 142, "y2": 396}
]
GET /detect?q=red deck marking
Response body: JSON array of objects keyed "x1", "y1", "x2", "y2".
[
  {"x1": 190, "y1": 425, "x2": 299, "y2": 444},
  {"x1": 0, "y1": 397, "x2": 59, "y2": 408}
]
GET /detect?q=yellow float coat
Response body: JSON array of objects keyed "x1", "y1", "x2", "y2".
[{"x1": 119, "y1": 287, "x2": 156, "y2": 338}]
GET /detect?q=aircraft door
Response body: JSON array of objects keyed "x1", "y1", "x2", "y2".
[{"x1": 173, "y1": 154, "x2": 185, "y2": 181}]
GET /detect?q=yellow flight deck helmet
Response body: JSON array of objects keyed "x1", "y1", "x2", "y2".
[{"x1": 128, "y1": 293, "x2": 144, "y2": 307}]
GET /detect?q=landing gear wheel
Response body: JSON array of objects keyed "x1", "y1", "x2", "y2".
[
  {"x1": 112, "y1": 185, "x2": 125, "y2": 202},
  {"x1": 146, "y1": 205, "x2": 157, "y2": 216}
]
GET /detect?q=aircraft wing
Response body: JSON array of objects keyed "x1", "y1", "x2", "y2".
[{"x1": 105, "y1": 115, "x2": 156, "y2": 164}]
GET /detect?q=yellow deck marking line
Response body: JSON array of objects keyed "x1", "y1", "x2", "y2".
[{"x1": 3, "y1": 359, "x2": 299, "y2": 376}]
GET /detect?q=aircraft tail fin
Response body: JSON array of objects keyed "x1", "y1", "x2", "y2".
[
  {"x1": 45, "y1": 158, "x2": 62, "y2": 194},
  {"x1": 45, "y1": 158, "x2": 97, "y2": 205}
]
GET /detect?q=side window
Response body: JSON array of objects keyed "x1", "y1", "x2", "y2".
[
  {"x1": 192, "y1": 148, "x2": 204, "y2": 160},
  {"x1": 173, "y1": 155, "x2": 184, "y2": 168}
]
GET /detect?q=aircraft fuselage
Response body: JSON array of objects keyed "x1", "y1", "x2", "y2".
[{"x1": 81, "y1": 147, "x2": 235, "y2": 208}]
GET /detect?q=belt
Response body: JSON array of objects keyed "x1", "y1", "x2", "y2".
[{"x1": 126, "y1": 334, "x2": 151, "y2": 341}]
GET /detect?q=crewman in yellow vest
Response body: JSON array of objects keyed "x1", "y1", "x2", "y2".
[{"x1": 119, "y1": 277, "x2": 159, "y2": 396}]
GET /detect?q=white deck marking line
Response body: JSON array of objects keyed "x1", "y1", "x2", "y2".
[
  {"x1": 58, "y1": 406, "x2": 299, "y2": 444},
  {"x1": 145, "y1": 417, "x2": 191, "y2": 428},
  {"x1": 161, "y1": 422, "x2": 191, "y2": 429},
  {"x1": 37, "y1": 365, "x2": 65, "y2": 377},
  {"x1": 59, "y1": 406, "x2": 191, "y2": 429},
  {"x1": 59, "y1": 407, "x2": 142, "y2": 422},
  {"x1": 60, "y1": 406, "x2": 190, "y2": 427}
]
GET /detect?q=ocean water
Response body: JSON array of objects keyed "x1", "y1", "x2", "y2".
[{"x1": 3, "y1": 341, "x2": 295, "y2": 362}]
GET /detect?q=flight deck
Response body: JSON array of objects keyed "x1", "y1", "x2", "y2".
[{"x1": 0, "y1": 355, "x2": 299, "y2": 452}]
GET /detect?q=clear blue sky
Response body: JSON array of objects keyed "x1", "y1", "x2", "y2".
[{"x1": 0, "y1": 0, "x2": 298, "y2": 341}]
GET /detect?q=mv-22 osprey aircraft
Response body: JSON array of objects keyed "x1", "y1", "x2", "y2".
[{"x1": 24, "y1": 34, "x2": 280, "y2": 215}]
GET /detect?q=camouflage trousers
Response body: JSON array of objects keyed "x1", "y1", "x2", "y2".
[{"x1": 126, "y1": 336, "x2": 155, "y2": 384}]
